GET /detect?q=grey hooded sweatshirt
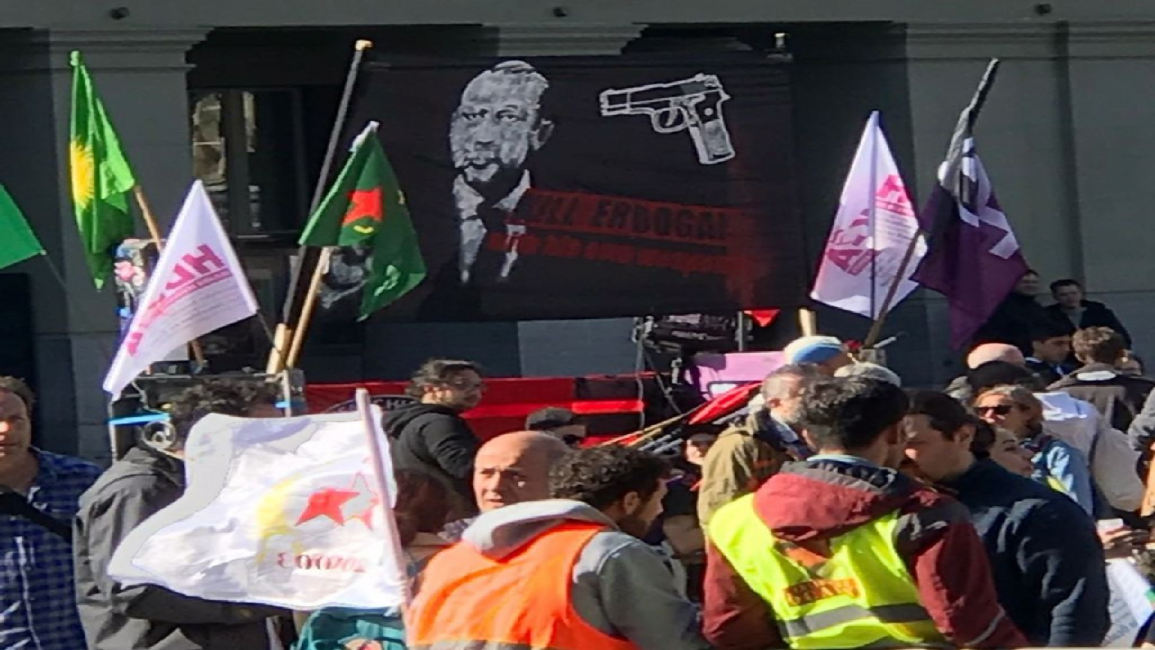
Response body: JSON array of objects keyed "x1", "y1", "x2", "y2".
[{"x1": 456, "y1": 498, "x2": 711, "y2": 650}]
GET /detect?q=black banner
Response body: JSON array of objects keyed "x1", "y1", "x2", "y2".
[{"x1": 337, "y1": 53, "x2": 805, "y2": 321}]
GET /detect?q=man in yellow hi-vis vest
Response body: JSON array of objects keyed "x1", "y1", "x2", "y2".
[{"x1": 702, "y1": 377, "x2": 1028, "y2": 649}]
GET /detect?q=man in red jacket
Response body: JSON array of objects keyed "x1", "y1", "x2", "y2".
[{"x1": 702, "y1": 377, "x2": 1027, "y2": 650}]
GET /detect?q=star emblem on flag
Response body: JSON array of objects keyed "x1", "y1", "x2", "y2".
[
  {"x1": 340, "y1": 188, "x2": 385, "y2": 237},
  {"x1": 295, "y1": 473, "x2": 380, "y2": 528}
]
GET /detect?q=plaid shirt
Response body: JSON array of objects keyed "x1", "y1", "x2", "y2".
[{"x1": 0, "y1": 450, "x2": 102, "y2": 650}]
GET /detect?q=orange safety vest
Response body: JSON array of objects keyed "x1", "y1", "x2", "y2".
[{"x1": 406, "y1": 521, "x2": 640, "y2": 650}]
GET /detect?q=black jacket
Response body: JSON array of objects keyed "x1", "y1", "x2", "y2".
[
  {"x1": 1045, "y1": 300, "x2": 1131, "y2": 346},
  {"x1": 1049, "y1": 363, "x2": 1155, "y2": 432},
  {"x1": 1024, "y1": 357, "x2": 1070, "y2": 386},
  {"x1": 941, "y1": 459, "x2": 1109, "y2": 647},
  {"x1": 973, "y1": 293, "x2": 1058, "y2": 355},
  {"x1": 74, "y1": 446, "x2": 283, "y2": 650},
  {"x1": 383, "y1": 402, "x2": 479, "y2": 513}
]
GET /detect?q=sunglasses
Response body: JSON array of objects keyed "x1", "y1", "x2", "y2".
[{"x1": 976, "y1": 404, "x2": 1017, "y2": 416}]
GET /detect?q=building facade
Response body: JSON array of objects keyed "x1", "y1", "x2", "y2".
[{"x1": 2, "y1": 1, "x2": 1153, "y2": 459}]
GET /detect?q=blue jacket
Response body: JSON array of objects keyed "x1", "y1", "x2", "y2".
[
  {"x1": 941, "y1": 459, "x2": 1109, "y2": 647},
  {"x1": 1023, "y1": 432, "x2": 1096, "y2": 516}
]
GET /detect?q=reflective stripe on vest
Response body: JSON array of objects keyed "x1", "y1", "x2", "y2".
[
  {"x1": 708, "y1": 494, "x2": 946, "y2": 649},
  {"x1": 406, "y1": 521, "x2": 639, "y2": 650}
]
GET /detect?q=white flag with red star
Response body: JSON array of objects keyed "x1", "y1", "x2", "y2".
[{"x1": 107, "y1": 408, "x2": 406, "y2": 610}]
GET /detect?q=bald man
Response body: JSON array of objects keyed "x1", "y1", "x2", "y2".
[
  {"x1": 451, "y1": 60, "x2": 554, "y2": 283},
  {"x1": 443, "y1": 431, "x2": 569, "y2": 541},
  {"x1": 966, "y1": 342, "x2": 1026, "y2": 369},
  {"x1": 944, "y1": 343, "x2": 1029, "y2": 401}
]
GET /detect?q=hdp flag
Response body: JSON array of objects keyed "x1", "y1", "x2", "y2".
[
  {"x1": 300, "y1": 122, "x2": 427, "y2": 320},
  {"x1": 0, "y1": 185, "x2": 44, "y2": 270},
  {"x1": 70, "y1": 51, "x2": 138, "y2": 289},
  {"x1": 103, "y1": 182, "x2": 259, "y2": 396},
  {"x1": 911, "y1": 60, "x2": 1029, "y2": 349},
  {"x1": 107, "y1": 398, "x2": 407, "y2": 610},
  {"x1": 811, "y1": 111, "x2": 925, "y2": 318}
]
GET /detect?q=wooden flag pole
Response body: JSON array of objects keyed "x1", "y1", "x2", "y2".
[
  {"x1": 283, "y1": 247, "x2": 333, "y2": 369},
  {"x1": 863, "y1": 229, "x2": 924, "y2": 349},
  {"x1": 799, "y1": 308, "x2": 818, "y2": 337},
  {"x1": 131, "y1": 185, "x2": 207, "y2": 366},
  {"x1": 268, "y1": 38, "x2": 374, "y2": 374},
  {"x1": 132, "y1": 186, "x2": 165, "y2": 246}
]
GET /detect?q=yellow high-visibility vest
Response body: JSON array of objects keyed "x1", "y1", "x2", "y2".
[{"x1": 708, "y1": 494, "x2": 946, "y2": 649}]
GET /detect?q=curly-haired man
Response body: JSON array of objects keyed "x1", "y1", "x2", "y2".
[
  {"x1": 74, "y1": 380, "x2": 284, "y2": 650},
  {"x1": 407, "y1": 445, "x2": 710, "y2": 650}
]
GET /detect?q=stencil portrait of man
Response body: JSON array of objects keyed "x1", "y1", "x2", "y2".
[{"x1": 449, "y1": 60, "x2": 554, "y2": 284}]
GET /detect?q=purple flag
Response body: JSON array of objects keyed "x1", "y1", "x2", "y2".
[{"x1": 912, "y1": 60, "x2": 1029, "y2": 349}]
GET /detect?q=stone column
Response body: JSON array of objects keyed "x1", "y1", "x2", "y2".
[
  {"x1": 0, "y1": 27, "x2": 204, "y2": 461},
  {"x1": 1062, "y1": 22, "x2": 1155, "y2": 354}
]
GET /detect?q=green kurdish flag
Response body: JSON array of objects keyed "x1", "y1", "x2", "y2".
[
  {"x1": 0, "y1": 184, "x2": 44, "y2": 270},
  {"x1": 70, "y1": 51, "x2": 137, "y2": 289},
  {"x1": 300, "y1": 122, "x2": 427, "y2": 320}
]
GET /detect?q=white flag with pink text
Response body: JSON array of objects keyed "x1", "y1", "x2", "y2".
[
  {"x1": 810, "y1": 112, "x2": 926, "y2": 319},
  {"x1": 103, "y1": 181, "x2": 258, "y2": 396}
]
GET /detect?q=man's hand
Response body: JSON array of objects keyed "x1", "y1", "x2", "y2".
[{"x1": 1099, "y1": 526, "x2": 1148, "y2": 560}]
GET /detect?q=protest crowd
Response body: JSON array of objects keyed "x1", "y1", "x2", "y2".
[
  {"x1": 6, "y1": 42, "x2": 1155, "y2": 650},
  {"x1": 7, "y1": 280, "x2": 1155, "y2": 649}
]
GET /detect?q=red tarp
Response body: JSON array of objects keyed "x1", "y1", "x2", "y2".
[{"x1": 306, "y1": 374, "x2": 652, "y2": 442}]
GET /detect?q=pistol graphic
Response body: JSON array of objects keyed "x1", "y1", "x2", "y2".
[{"x1": 599, "y1": 73, "x2": 735, "y2": 165}]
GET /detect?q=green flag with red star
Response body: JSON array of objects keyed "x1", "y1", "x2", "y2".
[{"x1": 299, "y1": 122, "x2": 426, "y2": 320}]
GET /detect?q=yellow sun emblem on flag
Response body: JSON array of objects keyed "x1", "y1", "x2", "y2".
[{"x1": 70, "y1": 140, "x2": 95, "y2": 207}]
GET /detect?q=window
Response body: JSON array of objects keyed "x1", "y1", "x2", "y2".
[{"x1": 190, "y1": 89, "x2": 309, "y2": 238}]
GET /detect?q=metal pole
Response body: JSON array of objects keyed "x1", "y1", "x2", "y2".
[{"x1": 268, "y1": 39, "x2": 373, "y2": 372}]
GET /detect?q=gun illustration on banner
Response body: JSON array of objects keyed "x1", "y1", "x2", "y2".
[{"x1": 599, "y1": 73, "x2": 736, "y2": 165}]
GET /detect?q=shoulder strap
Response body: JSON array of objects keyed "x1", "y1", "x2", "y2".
[{"x1": 1088, "y1": 425, "x2": 1102, "y2": 467}]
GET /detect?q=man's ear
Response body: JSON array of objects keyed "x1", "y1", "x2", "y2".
[
  {"x1": 955, "y1": 423, "x2": 975, "y2": 448},
  {"x1": 800, "y1": 428, "x2": 817, "y2": 449},
  {"x1": 531, "y1": 118, "x2": 555, "y2": 151},
  {"x1": 619, "y1": 490, "x2": 641, "y2": 515}
]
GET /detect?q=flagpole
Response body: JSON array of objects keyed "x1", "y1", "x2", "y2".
[
  {"x1": 283, "y1": 247, "x2": 332, "y2": 369},
  {"x1": 798, "y1": 307, "x2": 818, "y2": 337},
  {"x1": 131, "y1": 185, "x2": 207, "y2": 367},
  {"x1": 355, "y1": 388, "x2": 411, "y2": 603},
  {"x1": 863, "y1": 229, "x2": 923, "y2": 348},
  {"x1": 867, "y1": 111, "x2": 880, "y2": 322},
  {"x1": 269, "y1": 38, "x2": 374, "y2": 374}
]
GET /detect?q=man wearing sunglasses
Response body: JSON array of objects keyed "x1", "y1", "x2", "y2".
[{"x1": 385, "y1": 359, "x2": 486, "y2": 518}]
